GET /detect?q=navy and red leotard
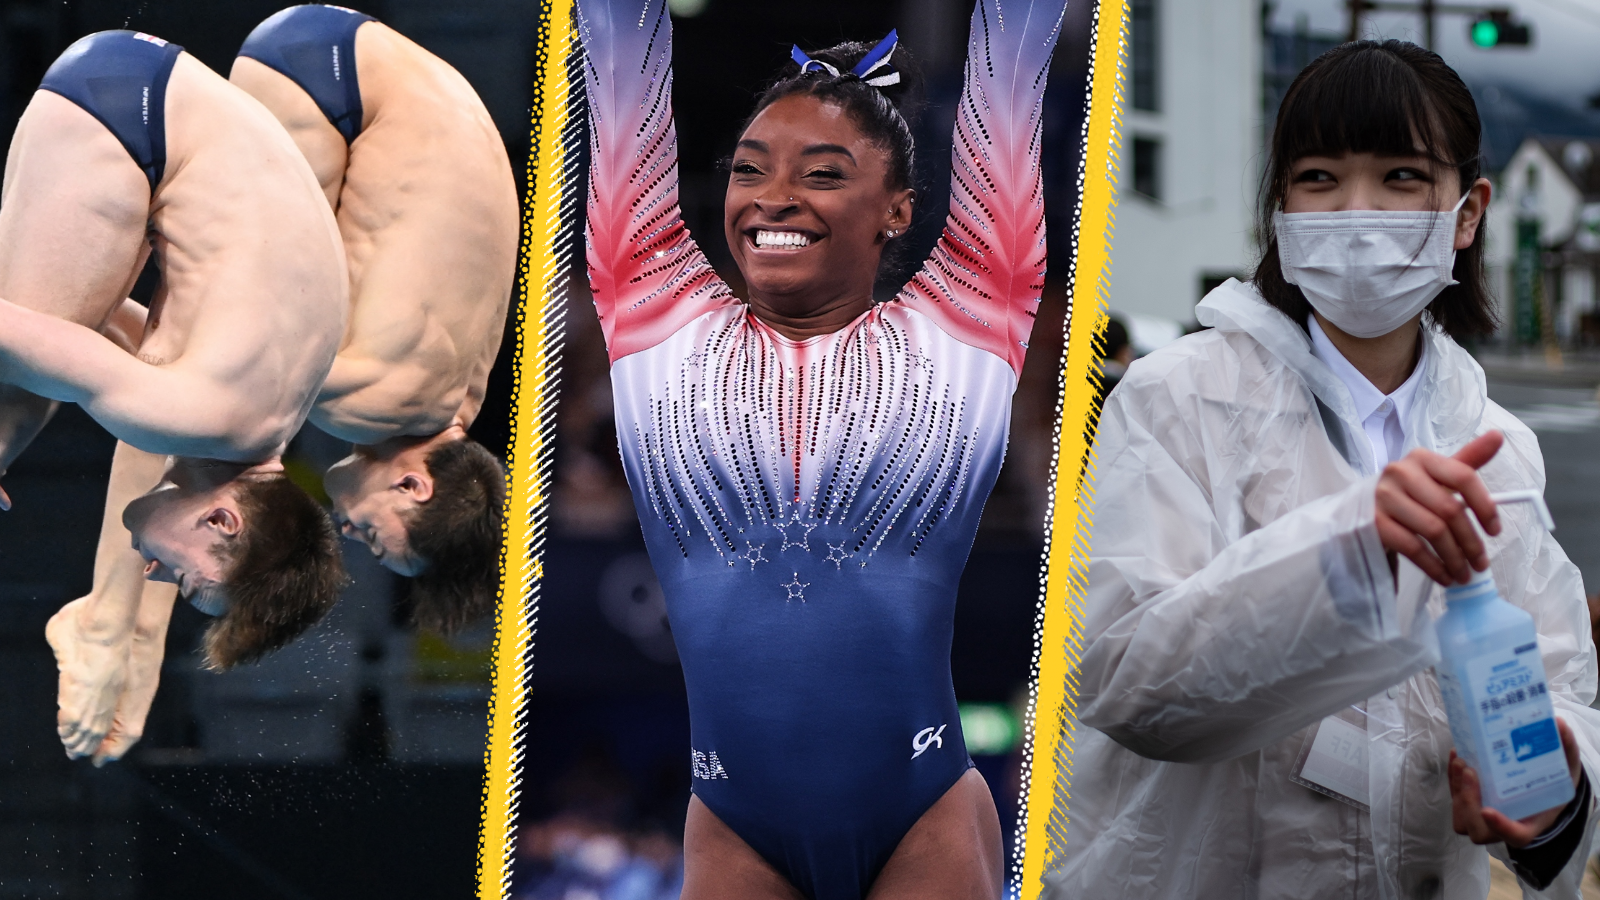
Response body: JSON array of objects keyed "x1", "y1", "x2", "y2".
[{"x1": 577, "y1": 0, "x2": 1063, "y2": 895}]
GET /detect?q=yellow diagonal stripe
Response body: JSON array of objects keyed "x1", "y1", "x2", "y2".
[
  {"x1": 477, "y1": 0, "x2": 576, "y2": 896},
  {"x1": 1015, "y1": 0, "x2": 1126, "y2": 894}
]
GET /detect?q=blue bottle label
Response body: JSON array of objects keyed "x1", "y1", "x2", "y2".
[{"x1": 1463, "y1": 644, "x2": 1567, "y2": 801}]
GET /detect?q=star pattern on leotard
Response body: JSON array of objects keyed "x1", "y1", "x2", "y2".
[
  {"x1": 741, "y1": 541, "x2": 768, "y2": 570},
  {"x1": 781, "y1": 572, "x2": 809, "y2": 602},
  {"x1": 777, "y1": 515, "x2": 817, "y2": 552},
  {"x1": 686, "y1": 350, "x2": 706, "y2": 368},
  {"x1": 825, "y1": 541, "x2": 852, "y2": 570},
  {"x1": 910, "y1": 349, "x2": 932, "y2": 370}
]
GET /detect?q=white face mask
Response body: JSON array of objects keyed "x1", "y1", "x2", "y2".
[{"x1": 1273, "y1": 192, "x2": 1470, "y2": 339}]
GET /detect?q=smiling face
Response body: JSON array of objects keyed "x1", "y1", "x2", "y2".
[
  {"x1": 324, "y1": 451, "x2": 431, "y2": 577},
  {"x1": 724, "y1": 93, "x2": 913, "y2": 331}
]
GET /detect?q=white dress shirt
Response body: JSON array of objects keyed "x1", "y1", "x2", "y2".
[{"x1": 1308, "y1": 316, "x2": 1427, "y2": 471}]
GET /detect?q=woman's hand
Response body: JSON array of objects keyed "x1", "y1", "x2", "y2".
[
  {"x1": 1375, "y1": 431, "x2": 1503, "y2": 586},
  {"x1": 1449, "y1": 718, "x2": 1584, "y2": 848}
]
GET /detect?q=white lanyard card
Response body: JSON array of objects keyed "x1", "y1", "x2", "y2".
[{"x1": 1291, "y1": 706, "x2": 1371, "y2": 812}]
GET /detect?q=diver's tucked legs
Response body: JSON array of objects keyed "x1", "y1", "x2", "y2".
[
  {"x1": 683, "y1": 795, "x2": 806, "y2": 900},
  {"x1": 867, "y1": 767, "x2": 1003, "y2": 900}
]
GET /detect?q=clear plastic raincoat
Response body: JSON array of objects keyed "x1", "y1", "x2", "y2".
[{"x1": 1047, "y1": 280, "x2": 1600, "y2": 899}]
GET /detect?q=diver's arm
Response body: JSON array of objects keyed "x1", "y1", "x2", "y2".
[
  {"x1": 576, "y1": 0, "x2": 736, "y2": 363},
  {"x1": 311, "y1": 352, "x2": 466, "y2": 444},
  {"x1": 1075, "y1": 387, "x2": 1429, "y2": 764},
  {"x1": 313, "y1": 355, "x2": 386, "y2": 408},
  {"x1": 307, "y1": 355, "x2": 389, "y2": 443},
  {"x1": 895, "y1": 0, "x2": 1065, "y2": 378},
  {"x1": 47, "y1": 442, "x2": 176, "y2": 761},
  {"x1": 0, "y1": 299, "x2": 149, "y2": 507},
  {"x1": 0, "y1": 299, "x2": 259, "y2": 457}
]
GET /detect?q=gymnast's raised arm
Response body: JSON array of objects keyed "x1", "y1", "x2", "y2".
[
  {"x1": 577, "y1": 0, "x2": 738, "y2": 364},
  {"x1": 893, "y1": 0, "x2": 1062, "y2": 378}
]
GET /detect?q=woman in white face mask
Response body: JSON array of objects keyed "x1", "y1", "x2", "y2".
[{"x1": 1048, "y1": 40, "x2": 1600, "y2": 900}]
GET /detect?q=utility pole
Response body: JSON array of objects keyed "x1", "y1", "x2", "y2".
[{"x1": 1347, "y1": 0, "x2": 1367, "y2": 41}]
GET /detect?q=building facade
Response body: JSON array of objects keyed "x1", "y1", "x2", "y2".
[
  {"x1": 1107, "y1": 0, "x2": 1262, "y2": 332},
  {"x1": 1487, "y1": 136, "x2": 1600, "y2": 345}
]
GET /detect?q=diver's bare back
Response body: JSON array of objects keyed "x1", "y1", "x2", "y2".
[
  {"x1": 143, "y1": 53, "x2": 345, "y2": 456},
  {"x1": 246, "y1": 23, "x2": 518, "y2": 444},
  {"x1": 0, "y1": 52, "x2": 345, "y2": 460}
]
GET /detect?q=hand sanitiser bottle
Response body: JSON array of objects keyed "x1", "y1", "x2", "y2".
[{"x1": 1434, "y1": 490, "x2": 1574, "y2": 821}]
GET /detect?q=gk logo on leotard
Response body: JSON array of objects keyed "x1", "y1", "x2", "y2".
[
  {"x1": 911, "y1": 724, "x2": 946, "y2": 759},
  {"x1": 691, "y1": 749, "x2": 729, "y2": 780}
]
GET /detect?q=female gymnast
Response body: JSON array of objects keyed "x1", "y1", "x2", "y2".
[{"x1": 577, "y1": 0, "x2": 1064, "y2": 896}]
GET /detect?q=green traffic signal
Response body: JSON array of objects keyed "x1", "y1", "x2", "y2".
[{"x1": 1468, "y1": 10, "x2": 1532, "y2": 48}]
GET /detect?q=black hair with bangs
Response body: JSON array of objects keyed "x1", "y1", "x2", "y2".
[{"x1": 1252, "y1": 40, "x2": 1497, "y2": 340}]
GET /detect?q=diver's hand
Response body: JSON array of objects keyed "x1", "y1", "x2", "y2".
[
  {"x1": 1449, "y1": 718, "x2": 1583, "y2": 848},
  {"x1": 45, "y1": 597, "x2": 131, "y2": 761},
  {"x1": 1375, "y1": 431, "x2": 1503, "y2": 586}
]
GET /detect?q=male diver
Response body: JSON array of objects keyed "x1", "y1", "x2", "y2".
[
  {"x1": 230, "y1": 5, "x2": 517, "y2": 629},
  {"x1": 0, "y1": 29, "x2": 349, "y2": 763}
]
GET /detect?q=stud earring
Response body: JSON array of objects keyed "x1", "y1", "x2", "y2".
[{"x1": 885, "y1": 229, "x2": 899, "y2": 238}]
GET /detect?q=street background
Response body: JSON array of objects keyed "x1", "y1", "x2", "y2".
[{"x1": 1105, "y1": 2, "x2": 1600, "y2": 893}]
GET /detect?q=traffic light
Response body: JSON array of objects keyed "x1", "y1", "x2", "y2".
[{"x1": 1468, "y1": 9, "x2": 1532, "y2": 48}]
